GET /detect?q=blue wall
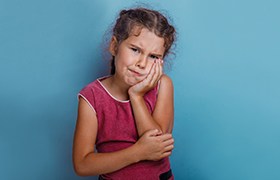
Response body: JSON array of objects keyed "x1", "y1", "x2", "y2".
[{"x1": 1, "y1": 0, "x2": 280, "y2": 179}]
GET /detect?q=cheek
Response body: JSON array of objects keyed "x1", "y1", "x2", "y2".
[
  {"x1": 115, "y1": 57, "x2": 128, "y2": 70},
  {"x1": 116, "y1": 55, "x2": 132, "y2": 67}
]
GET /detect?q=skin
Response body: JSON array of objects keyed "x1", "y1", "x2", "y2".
[{"x1": 72, "y1": 28, "x2": 174, "y2": 176}]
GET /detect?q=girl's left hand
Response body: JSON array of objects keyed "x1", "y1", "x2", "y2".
[{"x1": 128, "y1": 59, "x2": 163, "y2": 98}]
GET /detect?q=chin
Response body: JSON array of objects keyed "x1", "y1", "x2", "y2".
[
  {"x1": 126, "y1": 77, "x2": 143, "y2": 86},
  {"x1": 126, "y1": 80, "x2": 138, "y2": 86}
]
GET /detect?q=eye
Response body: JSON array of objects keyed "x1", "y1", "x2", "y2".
[
  {"x1": 131, "y1": 47, "x2": 139, "y2": 53},
  {"x1": 150, "y1": 55, "x2": 159, "y2": 60}
]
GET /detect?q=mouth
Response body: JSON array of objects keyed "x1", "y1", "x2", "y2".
[{"x1": 129, "y1": 69, "x2": 145, "y2": 76}]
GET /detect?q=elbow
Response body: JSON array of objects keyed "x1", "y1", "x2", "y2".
[
  {"x1": 73, "y1": 163, "x2": 87, "y2": 176},
  {"x1": 73, "y1": 161, "x2": 96, "y2": 177},
  {"x1": 73, "y1": 160, "x2": 100, "y2": 177},
  {"x1": 73, "y1": 152, "x2": 99, "y2": 176}
]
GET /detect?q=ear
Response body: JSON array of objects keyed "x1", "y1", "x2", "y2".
[{"x1": 109, "y1": 36, "x2": 118, "y2": 56}]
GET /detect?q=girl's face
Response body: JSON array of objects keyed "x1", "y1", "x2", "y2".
[{"x1": 110, "y1": 28, "x2": 165, "y2": 86}]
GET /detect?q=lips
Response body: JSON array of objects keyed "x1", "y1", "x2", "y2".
[{"x1": 129, "y1": 69, "x2": 145, "y2": 76}]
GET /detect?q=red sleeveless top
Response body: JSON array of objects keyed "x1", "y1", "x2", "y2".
[{"x1": 78, "y1": 76, "x2": 172, "y2": 180}]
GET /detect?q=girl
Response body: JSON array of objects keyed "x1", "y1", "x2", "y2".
[{"x1": 73, "y1": 7, "x2": 176, "y2": 180}]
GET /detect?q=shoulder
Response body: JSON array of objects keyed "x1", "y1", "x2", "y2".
[
  {"x1": 77, "y1": 79, "x2": 100, "y2": 108},
  {"x1": 159, "y1": 74, "x2": 173, "y2": 91},
  {"x1": 80, "y1": 76, "x2": 112, "y2": 92},
  {"x1": 160, "y1": 74, "x2": 173, "y2": 83},
  {"x1": 78, "y1": 78, "x2": 104, "y2": 96}
]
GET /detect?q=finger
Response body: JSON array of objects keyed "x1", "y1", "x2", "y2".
[
  {"x1": 158, "y1": 133, "x2": 173, "y2": 141},
  {"x1": 151, "y1": 60, "x2": 158, "y2": 80},
  {"x1": 163, "y1": 144, "x2": 174, "y2": 152},
  {"x1": 156, "y1": 135, "x2": 173, "y2": 145},
  {"x1": 146, "y1": 129, "x2": 162, "y2": 137},
  {"x1": 149, "y1": 59, "x2": 160, "y2": 86},
  {"x1": 148, "y1": 60, "x2": 156, "y2": 74},
  {"x1": 155, "y1": 59, "x2": 161, "y2": 80},
  {"x1": 148, "y1": 62, "x2": 157, "y2": 86},
  {"x1": 162, "y1": 137, "x2": 174, "y2": 146},
  {"x1": 144, "y1": 61, "x2": 157, "y2": 84},
  {"x1": 161, "y1": 151, "x2": 172, "y2": 159},
  {"x1": 155, "y1": 59, "x2": 162, "y2": 83}
]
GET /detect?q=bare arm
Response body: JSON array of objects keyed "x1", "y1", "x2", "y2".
[
  {"x1": 72, "y1": 97, "x2": 174, "y2": 176},
  {"x1": 129, "y1": 60, "x2": 174, "y2": 136}
]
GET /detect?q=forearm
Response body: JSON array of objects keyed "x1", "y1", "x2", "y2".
[
  {"x1": 74, "y1": 144, "x2": 141, "y2": 176},
  {"x1": 130, "y1": 95, "x2": 162, "y2": 136}
]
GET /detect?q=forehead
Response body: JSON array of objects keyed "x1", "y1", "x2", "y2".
[{"x1": 125, "y1": 27, "x2": 165, "y2": 53}]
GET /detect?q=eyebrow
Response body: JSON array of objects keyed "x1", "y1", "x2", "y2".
[{"x1": 129, "y1": 44, "x2": 163, "y2": 58}]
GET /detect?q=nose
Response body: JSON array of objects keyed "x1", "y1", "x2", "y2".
[{"x1": 136, "y1": 55, "x2": 147, "y2": 69}]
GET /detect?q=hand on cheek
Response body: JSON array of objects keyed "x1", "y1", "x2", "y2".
[
  {"x1": 129, "y1": 59, "x2": 163, "y2": 97},
  {"x1": 151, "y1": 58, "x2": 163, "y2": 84}
]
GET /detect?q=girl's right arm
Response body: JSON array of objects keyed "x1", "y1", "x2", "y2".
[{"x1": 72, "y1": 97, "x2": 174, "y2": 176}]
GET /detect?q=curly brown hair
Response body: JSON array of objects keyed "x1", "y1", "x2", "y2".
[{"x1": 110, "y1": 7, "x2": 176, "y2": 74}]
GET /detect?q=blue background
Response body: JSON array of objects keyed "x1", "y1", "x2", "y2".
[{"x1": 1, "y1": 0, "x2": 280, "y2": 179}]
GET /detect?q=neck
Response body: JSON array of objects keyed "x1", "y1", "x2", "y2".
[{"x1": 108, "y1": 74, "x2": 130, "y2": 100}]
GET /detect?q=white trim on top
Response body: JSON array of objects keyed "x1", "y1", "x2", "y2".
[
  {"x1": 97, "y1": 78, "x2": 130, "y2": 103},
  {"x1": 77, "y1": 93, "x2": 97, "y2": 114}
]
